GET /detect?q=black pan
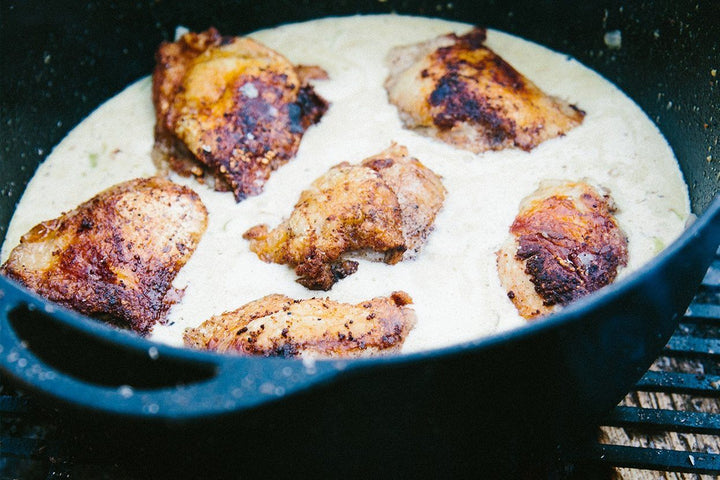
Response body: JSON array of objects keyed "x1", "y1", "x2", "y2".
[{"x1": 1, "y1": 0, "x2": 719, "y2": 477}]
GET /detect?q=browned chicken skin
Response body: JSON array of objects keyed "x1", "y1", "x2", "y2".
[
  {"x1": 385, "y1": 28, "x2": 585, "y2": 153},
  {"x1": 496, "y1": 180, "x2": 628, "y2": 319},
  {"x1": 1, "y1": 177, "x2": 208, "y2": 334},
  {"x1": 183, "y1": 291, "x2": 416, "y2": 357},
  {"x1": 243, "y1": 144, "x2": 446, "y2": 290},
  {"x1": 152, "y1": 28, "x2": 328, "y2": 202}
]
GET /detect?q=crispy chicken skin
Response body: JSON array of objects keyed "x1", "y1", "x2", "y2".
[
  {"x1": 152, "y1": 28, "x2": 328, "y2": 202},
  {"x1": 243, "y1": 144, "x2": 446, "y2": 290},
  {"x1": 385, "y1": 28, "x2": 585, "y2": 153},
  {"x1": 1, "y1": 177, "x2": 208, "y2": 334},
  {"x1": 496, "y1": 180, "x2": 628, "y2": 319},
  {"x1": 183, "y1": 291, "x2": 416, "y2": 357}
]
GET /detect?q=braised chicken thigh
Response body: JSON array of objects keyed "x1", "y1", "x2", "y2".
[
  {"x1": 244, "y1": 144, "x2": 446, "y2": 290},
  {"x1": 385, "y1": 28, "x2": 584, "y2": 153},
  {"x1": 152, "y1": 28, "x2": 328, "y2": 201},
  {"x1": 184, "y1": 291, "x2": 415, "y2": 357},
  {"x1": 1, "y1": 177, "x2": 208, "y2": 334},
  {"x1": 496, "y1": 180, "x2": 628, "y2": 319}
]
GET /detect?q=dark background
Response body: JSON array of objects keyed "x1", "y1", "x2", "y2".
[{"x1": 0, "y1": 1, "x2": 718, "y2": 478}]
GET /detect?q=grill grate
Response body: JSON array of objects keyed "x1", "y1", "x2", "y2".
[
  {"x1": 1, "y1": 247, "x2": 719, "y2": 479},
  {"x1": 574, "y1": 245, "x2": 720, "y2": 477}
]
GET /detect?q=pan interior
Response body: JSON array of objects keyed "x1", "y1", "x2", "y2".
[{"x1": 0, "y1": 14, "x2": 697, "y2": 355}]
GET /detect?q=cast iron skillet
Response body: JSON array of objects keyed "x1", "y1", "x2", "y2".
[{"x1": 1, "y1": 0, "x2": 719, "y2": 476}]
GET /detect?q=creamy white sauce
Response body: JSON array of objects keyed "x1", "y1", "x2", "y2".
[{"x1": 1, "y1": 15, "x2": 690, "y2": 353}]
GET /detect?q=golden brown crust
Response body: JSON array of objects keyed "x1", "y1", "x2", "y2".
[
  {"x1": 1, "y1": 177, "x2": 208, "y2": 334},
  {"x1": 496, "y1": 180, "x2": 628, "y2": 319},
  {"x1": 243, "y1": 144, "x2": 446, "y2": 290},
  {"x1": 385, "y1": 28, "x2": 585, "y2": 153},
  {"x1": 183, "y1": 291, "x2": 416, "y2": 357},
  {"x1": 152, "y1": 28, "x2": 328, "y2": 201}
]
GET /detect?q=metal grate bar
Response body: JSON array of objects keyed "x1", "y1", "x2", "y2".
[
  {"x1": 585, "y1": 443, "x2": 720, "y2": 475},
  {"x1": 700, "y1": 259, "x2": 720, "y2": 287},
  {"x1": 635, "y1": 370, "x2": 720, "y2": 397},
  {"x1": 664, "y1": 336, "x2": 720, "y2": 358},
  {"x1": 603, "y1": 406, "x2": 720, "y2": 435},
  {"x1": 685, "y1": 303, "x2": 720, "y2": 322}
]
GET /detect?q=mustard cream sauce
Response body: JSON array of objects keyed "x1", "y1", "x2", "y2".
[{"x1": 1, "y1": 15, "x2": 690, "y2": 353}]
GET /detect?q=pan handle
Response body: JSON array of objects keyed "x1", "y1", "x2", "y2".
[{"x1": 0, "y1": 281, "x2": 344, "y2": 420}]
